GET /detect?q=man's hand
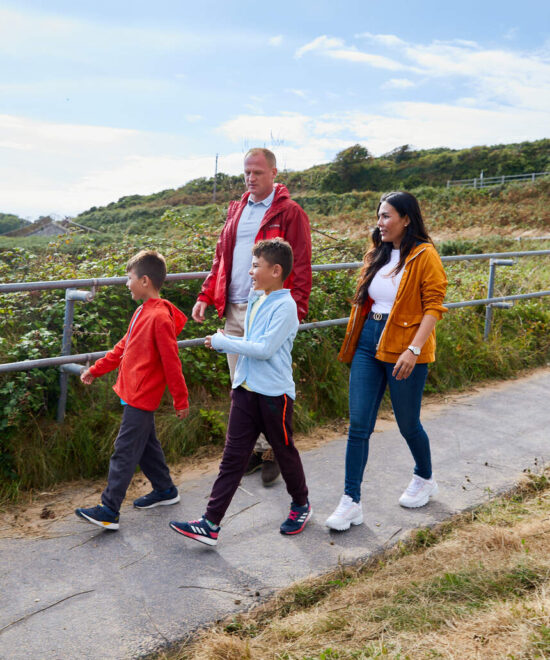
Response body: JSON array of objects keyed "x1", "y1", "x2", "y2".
[
  {"x1": 205, "y1": 335, "x2": 213, "y2": 349},
  {"x1": 192, "y1": 300, "x2": 208, "y2": 323},
  {"x1": 176, "y1": 407, "x2": 190, "y2": 419},
  {"x1": 80, "y1": 368, "x2": 95, "y2": 385},
  {"x1": 392, "y1": 350, "x2": 417, "y2": 381}
]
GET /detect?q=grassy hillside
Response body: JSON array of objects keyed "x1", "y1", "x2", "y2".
[
  {"x1": 0, "y1": 179, "x2": 549, "y2": 502},
  {"x1": 72, "y1": 139, "x2": 550, "y2": 230}
]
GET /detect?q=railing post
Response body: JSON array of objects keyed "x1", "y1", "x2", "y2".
[
  {"x1": 56, "y1": 288, "x2": 95, "y2": 423},
  {"x1": 484, "y1": 259, "x2": 515, "y2": 341},
  {"x1": 57, "y1": 290, "x2": 75, "y2": 422}
]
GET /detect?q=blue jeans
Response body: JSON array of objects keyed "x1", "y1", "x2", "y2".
[{"x1": 344, "y1": 318, "x2": 432, "y2": 503}]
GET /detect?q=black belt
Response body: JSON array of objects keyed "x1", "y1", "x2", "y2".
[{"x1": 367, "y1": 311, "x2": 389, "y2": 321}]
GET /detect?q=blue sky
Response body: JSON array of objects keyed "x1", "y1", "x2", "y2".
[{"x1": 1, "y1": 0, "x2": 549, "y2": 218}]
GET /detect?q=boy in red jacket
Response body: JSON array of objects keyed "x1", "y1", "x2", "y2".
[{"x1": 75, "y1": 250, "x2": 189, "y2": 530}]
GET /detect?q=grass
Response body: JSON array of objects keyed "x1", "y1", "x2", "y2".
[{"x1": 154, "y1": 469, "x2": 550, "y2": 660}]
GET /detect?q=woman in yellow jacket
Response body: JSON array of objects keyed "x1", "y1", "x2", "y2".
[{"x1": 325, "y1": 191, "x2": 447, "y2": 531}]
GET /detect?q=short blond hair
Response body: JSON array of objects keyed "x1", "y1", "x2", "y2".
[{"x1": 244, "y1": 148, "x2": 277, "y2": 168}]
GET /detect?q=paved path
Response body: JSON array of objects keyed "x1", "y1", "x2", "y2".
[{"x1": 1, "y1": 370, "x2": 549, "y2": 659}]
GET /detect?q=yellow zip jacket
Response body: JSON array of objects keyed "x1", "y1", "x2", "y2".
[{"x1": 338, "y1": 242, "x2": 447, "y2": 364}]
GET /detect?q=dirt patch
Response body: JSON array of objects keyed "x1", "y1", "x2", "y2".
[{"x1": 2, "y1": 367, "x2": 548, "y2": 540}]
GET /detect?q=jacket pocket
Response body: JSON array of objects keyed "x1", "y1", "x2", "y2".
[{"x1": 383, "y1": 314, "x2": 423, "y2": 353}]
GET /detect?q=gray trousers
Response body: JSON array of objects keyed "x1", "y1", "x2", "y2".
[
  {"x1": 102, "y1": 404, "x2": 174, "y2": 513},
  {"x1": 224, "y1": 302, "x2": 269, "y2": 452}
]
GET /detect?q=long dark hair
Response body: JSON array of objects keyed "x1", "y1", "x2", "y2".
[{"x1": 355, "y1": 191, "x2": 432, "y2": 304}]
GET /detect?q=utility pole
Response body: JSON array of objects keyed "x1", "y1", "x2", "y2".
[{"x1": 213, "y1": 153, "x2": 218, "y2": 203}]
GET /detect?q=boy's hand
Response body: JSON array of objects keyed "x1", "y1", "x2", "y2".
[
  {"x1": 80, "y1": 368, "x2": 95, "y2": 385},
  {"x1": 205, "y1": 329, "x2": 225, "y2": 350},
  {"x1": 176, "y1": 407, "x2": 189, "y2": 419}
]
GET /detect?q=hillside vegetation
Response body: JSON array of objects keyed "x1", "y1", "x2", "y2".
[
  {"x1": 0, "y1": 213, "x2": 30, "y2": 235},
  {"x1": 0, "y1": 155, "x2": 549, "y2": 503},
  {"x1": 73, "y1": 138, "x2": 550, "y2": 231}
]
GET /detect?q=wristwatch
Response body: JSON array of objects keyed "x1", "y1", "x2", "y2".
[{"x1": 407, "y1": 345, "x2": 421, "y2": 356}]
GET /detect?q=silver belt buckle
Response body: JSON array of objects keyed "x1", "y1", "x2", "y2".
[{"x1": 373, "y1": 312, "x2": 383, "y2": 321}]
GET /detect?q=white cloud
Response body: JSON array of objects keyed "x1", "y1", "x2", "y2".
[
  {"x1": 295, "y1": 35, "x2": 345, "y2": 58},
  {"x1": 334, "y1": 103, "x2": 550, "y2": 154},
  {"x1": 356, "y1": 32, "x2": 407, "y2": 48},
  {"x1": 219, "y1": 112, "x2": 312, "y2": 145},
  {"x1": 327, "y1": 48, "x2": 408, "y2": 70},
  {"x1": 0, "y1": 7, "x2": 194, "y2": 61},
  {"x1": 295, "y1": 34, "x2": 415, "y2": 71},
  {"x1": 297, "y1": 32, "x2": 550, "y2": 113},
  {"x1": 185, "y1": 114, "x2": 203, "y2": 123},
  {"x1": 269, "y1": 35, "x2": 283, "y2": 46},
  {"x1": 382, "y1": 78, "x2": 416, "y2": 89},
  {"x1": 286, "y1": 88, "x2": 309, "y2": 100}
]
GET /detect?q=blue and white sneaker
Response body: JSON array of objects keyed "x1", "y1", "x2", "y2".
[
  {"x1": 133, "y1": 486, "x2": 180, "y2": 509},
  {"x1": 169, "y1": 516, "x2": 220, "y2": 546},
  {"x1": 280, "y1": 500, "x2": 312, "y2": 535},
  {"x1": 75, "y1": 504, "x2": 119, "y2": 530}
]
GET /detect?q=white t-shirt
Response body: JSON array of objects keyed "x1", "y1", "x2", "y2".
[{"x1": 368, "y1": 249, "x2": 404, "y2": 314}]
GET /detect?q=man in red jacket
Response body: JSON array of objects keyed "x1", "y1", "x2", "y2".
[
  {"x1": 192, "y1": 148, "x2": 312, "y2": 485},
  {"x1": 75, "y1": 250, "x2": 189, "y2": 530}
]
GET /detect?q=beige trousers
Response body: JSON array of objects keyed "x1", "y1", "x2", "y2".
[{"x1": 224, "y1": 302, "x2": 269, "y2": 452}]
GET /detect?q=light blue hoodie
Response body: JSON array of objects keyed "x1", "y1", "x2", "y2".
[{"x1": 211, "y1": 288, "x2": 298, "y2": 399}]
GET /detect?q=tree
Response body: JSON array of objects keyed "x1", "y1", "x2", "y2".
[{"x1": 326, "y1": 144, "x2": 372, "y2": 192}]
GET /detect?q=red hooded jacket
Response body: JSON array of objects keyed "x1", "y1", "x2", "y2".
[
  {"x1": 197, "y1": 183, "x2": 312, "y2": 321},
  {"x1": 89, "y1": 298, "x2": 189, "y2": 411}
]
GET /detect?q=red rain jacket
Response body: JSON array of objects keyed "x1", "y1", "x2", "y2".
[
  {"x1": 197, "y1": 184, "x2": 312, "y2": 321},
  {"x1": 89, "y1": 298, "x2": 189, "y2": 411}
]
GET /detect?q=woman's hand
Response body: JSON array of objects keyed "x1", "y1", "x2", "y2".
[{"x1": 392, "y1": 350, "x2": 417, "y2": 380}]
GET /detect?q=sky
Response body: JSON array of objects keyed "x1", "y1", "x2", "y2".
[{"x1": 1, "y1": 0, "x2": 549, "y2": 219}]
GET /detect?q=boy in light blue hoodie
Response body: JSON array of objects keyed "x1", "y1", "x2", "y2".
[{"x1": 169, "y1": 238, "x2": 310, "y2": 546}]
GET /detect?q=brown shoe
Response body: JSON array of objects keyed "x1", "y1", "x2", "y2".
[
  {"x1": 261, "y1": 449, "x2": 280, "y2": 486},
  {"x1": 244, "y1": 451, "x2": 263, "y2": 476}
]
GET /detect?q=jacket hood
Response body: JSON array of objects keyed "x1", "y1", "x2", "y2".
[
  {"x1": 240, "y1": 183, "x2": 290, "y2": 205},
  {"x1": 145, "y1": 298, "x2": 187, "y2": 334}
]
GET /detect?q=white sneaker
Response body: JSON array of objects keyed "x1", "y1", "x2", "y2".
[
  {"x1": 399, "y1": 475, "x2": 438, "y2": 508},
  {"x1": 325, "y1": 494, "x2": 363, "y2": 531}
]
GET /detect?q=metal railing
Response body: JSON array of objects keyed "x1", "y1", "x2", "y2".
[
  {"x1": 1, "y1": 251, "x2": 550, "y2": 421},
  {"x1": 446, "y1": 171, "x2": 549, "y2": 189}
]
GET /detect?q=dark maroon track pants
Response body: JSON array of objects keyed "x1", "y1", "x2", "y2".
[{"x1": 205, "y1": 387, "x2": 309, "y2": 526}]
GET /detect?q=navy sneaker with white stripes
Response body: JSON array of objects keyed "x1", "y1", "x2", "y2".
[
  {"x1": 280, "y1": 500, "x2": 312, "y2": 535},
  {"x1": 169, "y1": 516, "x2": 220, "y2": 546}
]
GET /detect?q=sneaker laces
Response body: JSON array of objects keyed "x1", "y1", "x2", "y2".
[
  {"x1": 333, "y1": 494, "x2": 354, "y2": 516},
  {"x1": 405, "y1": 476, "x2": 426, "y2": 496},
  {"x1": 288, "y1": 509, "x2": 299, "y2": 521}
]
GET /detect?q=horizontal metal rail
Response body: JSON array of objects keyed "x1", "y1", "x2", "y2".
[
  {"x1": 0, "y1": 263, "x2": 363, "y2": 294},
  {"x1": 447, "y1": 171, "x2": 549, "y2": 188},
  {"x1": 2, "y1": 292, "x2": 549, "y2": 374},
  {"x1": 2, "y1": 252, "x2": 550, "y2": 294}
]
